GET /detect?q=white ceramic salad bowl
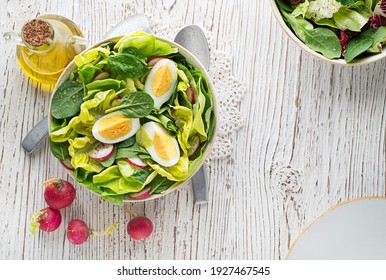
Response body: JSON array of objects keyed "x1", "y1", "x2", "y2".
[
  {"x1": 48, "y1": 32, "x2": 217, "y2": 204},
  {"x1": 270, "y1": 0, "x2": 386, "y2": 66}
]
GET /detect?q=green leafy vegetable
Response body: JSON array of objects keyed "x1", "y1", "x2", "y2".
[
  {"x1": 116, "y1": 143, "x2": 146, "y2": 159},
  {"x1": 279, "y1": 4, "x2": 342, "y2": 59},
  {"x1": 333, "y1": 7, "x2": 369, "y2": 32},
  {"x1": 49, "y1": 139, "x2": 69, "y2": 160},
  {"x1": 51, "y1": 80, "x2": 83, "y2": 119},
  {"x1": 344, "y1": 36, "x2": 374, "y2": 62},
  {"x1": 105, "y1": 91, "x2": 154, "y2": 118},
  {"x1": 148, "y1": 174, "x2": 176, "y2": 194},
  {"x1": 108, "y1": 53, "x2": 148, "y2": 78}
]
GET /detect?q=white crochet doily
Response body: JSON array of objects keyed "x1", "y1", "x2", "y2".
[{"x1": 148, "y1": 16, "x2": 245, "y2": 162}]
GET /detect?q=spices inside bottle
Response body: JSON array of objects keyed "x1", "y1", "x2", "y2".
[{"x1": 16, "y1": 14, "x2": 85, "y2": 85}]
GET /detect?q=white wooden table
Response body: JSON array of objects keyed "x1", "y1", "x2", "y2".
[{"x1": 0, "y1": 0, "x2": 385, "y2": 260}]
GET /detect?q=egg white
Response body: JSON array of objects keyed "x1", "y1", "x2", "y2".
[
  {"x1": 92, "y1": 111, "x2": 140, "y2": 144},
  {"x1": 142, "y1": 121, "x2": 180, "y2": 167},
  {"x1": 144, "y1": 59, "x2": 177, "y2": 109}
]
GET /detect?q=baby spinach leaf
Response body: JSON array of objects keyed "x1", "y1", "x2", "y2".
[
  {"x1": 117, "y1": 136, "x2": 136, "y2": 149},
  {"x1": 108, "y1": 53, "x2": 148, "y2": 78},
  {"x1": 344, "y1": 36, "x2": 374, "y2": 62},
  {"x1": 122, "y1": 47, "x2": 146, "y2": 63},
  {"x1": 304, "y1": 28, "x2": 342, "y2": 59},
  {"x1": 51, "y1": 80, "x2": 84, "y2": 119},
  {"x1": 362, "y1": 26, "x2": 386, "y2": 53},
  {"x1": 49, "y1": 139, "x2": 69, "y2": 160},
  {"x1": 105, "y1": 91, "x2": 154, "y2": 118},
  {"x1": 116, "y1": 143, "x2": 145, "y2": 159},
  {"x1": 275, "y1": 0, "x2": 294, "y2": 13},
  {"x1": 280, "y1": 9, "x2": 341, "y2": 59},
  {"x1": 148, "y1": 174, "x2": 175, "y2": 194}
]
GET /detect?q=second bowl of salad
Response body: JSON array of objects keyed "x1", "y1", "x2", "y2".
[
  {"x1": 271, "y1": 0, "x2": 386, "y2": 65},
  {"x1": 48, "y1": 31, "x2": 217, "y2": 205}
]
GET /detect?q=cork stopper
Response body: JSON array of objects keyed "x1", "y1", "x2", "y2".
[{"x1": 22, "y1": 19, "x2": 53, "y2": 47}]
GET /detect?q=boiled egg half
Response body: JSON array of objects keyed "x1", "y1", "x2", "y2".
[
  {"x1": 92, "y1": 111, "x2": 140, "y2": 144},
  {"x1": 138, "y1": 121, "x2": 180, "y2": 167},
  {"x1": 144, "y1": 58, "x2": 177, "y2": 109}
]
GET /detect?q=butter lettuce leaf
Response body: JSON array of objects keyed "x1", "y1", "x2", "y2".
[
  {"x1": 68, "y1": 136, "x2": 105, "y2": 173},
  {"x1": 148, "y1": 154, "x2": 189, "y2": 181},
  {"x1": 170, "y1": 105, "x2": 193, "y2": 154},
  {"x1": 74, "y1": 47, "x2": 110, "y2": 67},
  {"x1": 93, "y1": 165, "x2": 144, "y2": 194},
  {"x1": 114, "y1": 30, "x2": 177, "y2": 58},
  {"x1": 333, "y1": 7, "x2": 370, "y2": 32}
]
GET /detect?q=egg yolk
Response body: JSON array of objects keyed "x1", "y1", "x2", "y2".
[
  {"x1": 152, "y1": 65, "x2": 172, "y2": 97},
  {"x1": 154, "y1": 131, "x2": 177, "y2": 161},
  {"x1": 98, "y1": 114, "x2": 132, "y2": 141}
]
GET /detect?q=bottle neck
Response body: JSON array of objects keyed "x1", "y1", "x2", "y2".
[{"x1": 21, "y1": 19, "x2": 55, "y2": 52}]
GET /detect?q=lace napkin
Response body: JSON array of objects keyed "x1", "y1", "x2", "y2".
[{"x1": 147, "y1": 16, "x2": 245, "y2": 162}]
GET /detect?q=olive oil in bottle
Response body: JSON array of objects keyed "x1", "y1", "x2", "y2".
[{"x1": 15, "y1": 14, "x2": 86, "y2": 85}]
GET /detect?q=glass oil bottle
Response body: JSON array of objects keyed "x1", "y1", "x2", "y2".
[{"x1": 4, "y1": 14, "x2": 87, "y2": 85}]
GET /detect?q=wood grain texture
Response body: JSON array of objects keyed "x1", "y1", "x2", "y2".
[{"x1": 0, "y1": 0, "x2": 385, "y2": 260}]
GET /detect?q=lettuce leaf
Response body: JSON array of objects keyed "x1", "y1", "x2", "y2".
[
  {"x1": 333, "y1": 7, "x2": 370, "y2": 32},
  {"x1": 68, "y1": 136, "x2": 105, "y2": 173},
  {"x1": 170, "y1": 105, "x2": 193, "y2": 154},
  {"x1": 293, "y1": 0, "x2": 342, "y2": 22},
  {"x1": 74, "y1": 47, "x2": 110, "y2": 67},
  {"x1": 93, "y1": 165, "x2": 144, "y2": 194},
  {"x1": 147, "y1": 154, "x2": 189, "y2": 181},
  {"x1": 114, "y1": 30, "x2": 177, "y2": 58}
]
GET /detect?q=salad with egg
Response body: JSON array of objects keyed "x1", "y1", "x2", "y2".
[{"x1": 49, "y1": 31, "x2": 216, "y2": 205}]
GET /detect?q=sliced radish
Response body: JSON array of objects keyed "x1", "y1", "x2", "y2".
[
  {"x1": 116, "y1": 96, "x2": 123, "y2": 102},
  {"x1": 60, "y1": 158, "x2": 75, "y2": 171},
  {"x1": 92, "y1": 71, "x2": 110, "y2": 81},
  {"x1": 88, "y1": 143, "x2": 115, "y2": 161},
  {"x1": 187, "y1": 86, "x2": 195, "y2": 104},
  {"x1": 129, "y1": 187, "x2": 152, "y2": 200},
  {"x1": 147, "y1": 56, "x2": 167, "y2": 67},
  {"x1": 127, "y1": 156, "x2": 148, "y2": 168},
  {"x1": 188, "y1": 135, "x2": 201, "y2": 158}
]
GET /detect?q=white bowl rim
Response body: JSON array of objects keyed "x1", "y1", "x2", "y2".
[
  {"x1": 269, "y1": 0, "x2": 386, "y2": 66},
  {"x1": 49, "y1": 34, "x2": 218, "y2": 203}
]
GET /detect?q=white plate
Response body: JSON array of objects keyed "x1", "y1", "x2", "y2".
[{"x1": 287, "y1": 197, "x2": 386, "y2": 260}]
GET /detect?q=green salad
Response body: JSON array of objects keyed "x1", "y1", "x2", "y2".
[
  {"x1": 49, "y1": 31, "x2": 216, "y2": 205},
  {"x1": 275, "y1": 0, "x2": 386, "y2": 62}
]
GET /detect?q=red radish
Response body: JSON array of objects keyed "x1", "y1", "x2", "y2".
[
  {"x1": 129, "y1": 187, "x2": 152, "y2": 200},
  {"x1": 92, "y1": 71, "x2": 110, "y2": 81},
  {"x1": 43, "y1": 178, "x2": 76, "y2": 209},
  {"x1": 147, "y1": 56, "x2": 167, "y2": 66},
  {"x1": 60, "y1": 158, "x2": 75, "y2": 171},
  {"x1": 188, "y1": 135, "x2": 201, "y2": 158},
  {"x1": 88, "y1": 143, "x2": 115, "y2": 161},
  {"x1": 127, "y1": 156, "x2": 148, "y2": 168},
  {"x1": 127, "y1": 216, "x2": 153, "y2": 240},
  {"x1": 30, "y1": 207, "x2": 62, "y2": 233},
  {"x1": 187, "y1": 86, "x2": 195, "y2": 104},
  {"x1": 67, "y1": 219, "x2": 119, "y2": 245},
  {"x1": 116, "y1": 96, "x2": 123, "y2": 102},
  {"x1": 67, "y1": 219, "x2": 90, "y2": 245}
]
